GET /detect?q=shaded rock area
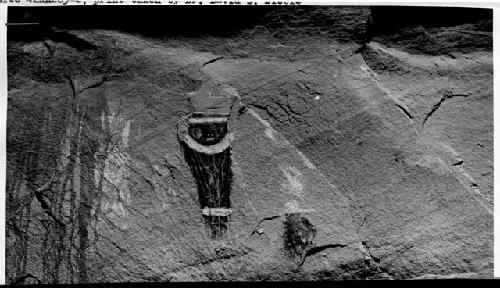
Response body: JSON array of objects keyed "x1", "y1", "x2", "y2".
[{"x1": 5, "y1": 6, "x2": 493, "y2": 283}]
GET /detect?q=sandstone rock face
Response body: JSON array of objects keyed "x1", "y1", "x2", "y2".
[{"x1": 5, "y1": 6, "x2": 493, "y2": 283}]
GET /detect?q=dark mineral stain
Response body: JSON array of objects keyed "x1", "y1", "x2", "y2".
[{"x1": 283, "y1": 213, "x2": 317, "y2": 265}]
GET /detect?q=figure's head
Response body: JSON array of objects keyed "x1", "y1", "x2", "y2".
[{"x1": 188, "y1": 116, "x2": 228, "y2": 145}]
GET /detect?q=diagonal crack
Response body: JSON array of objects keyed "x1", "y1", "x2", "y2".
[
  {"x1": 250, "y1": 103, "x2": 281, "y2": 124},
  {"x1": 250, "y1": 215, "x2": 282, "y2": 235},
  {"x1": 300, "y1": 243, "x2": 348, "y2": 266},
  {"x1": 360, "y1": 241, "x2": 396, "y2": 279},
  {"x1": 67, "y1": 75, "x2": 108, "y2": 95},
  {"x1": 203, "y1": 56, "x2": 224, "y2": 67},
  {"x1": 422, "y1": 93, "x2": 470, "y2": 126},
  {"x1": 33, "y1": 172, "x2": 66, "y2": 229},
  {"x1": 361, "y1": 241, "x2": 380, "y2": 263},
  {"x1": 79, "y1": 76, "x2": 107, "y2": 94},
  {"x1": 395, "y1": 103, "x2": 413, "y2": 119}
]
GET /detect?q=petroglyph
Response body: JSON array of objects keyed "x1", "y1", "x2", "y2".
[{"x1": 178, "y1": 83, "x2": 236, "y2": 238}]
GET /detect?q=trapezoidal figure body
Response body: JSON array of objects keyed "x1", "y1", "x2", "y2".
[{"x1": 177, "y1": 82, "x2": 237, "y2": 238}]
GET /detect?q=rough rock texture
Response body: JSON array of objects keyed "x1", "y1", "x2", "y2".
[{"x1": 6, "y1": 6, "x2": 493, "y2": 283}]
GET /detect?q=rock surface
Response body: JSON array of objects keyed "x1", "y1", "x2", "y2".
[{"x1": 5, "y1": 6, "x2": 493, "y2": 283}]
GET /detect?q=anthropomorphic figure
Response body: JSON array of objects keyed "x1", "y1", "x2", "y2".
[{"x1": 178, "y1": 82, "x2": 237, "y2": 238}]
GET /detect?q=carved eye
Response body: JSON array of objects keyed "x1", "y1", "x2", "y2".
[{"x1": 193, "y1": 128, "x2": 202, "y2": 139}]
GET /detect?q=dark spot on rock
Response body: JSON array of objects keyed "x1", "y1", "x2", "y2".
[{"x1": 283, "y1": 213, "x2": 317, "y2": 262}]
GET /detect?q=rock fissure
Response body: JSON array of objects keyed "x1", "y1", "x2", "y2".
[
  {"x1": 78, "y1": 76, "x2": 107, "y2": 94},
  {"x1": 202, "y1": 56, "x2": 225, "y2": 67},
  {"x1": 250, "y1": 215, "x2": 282, "y2": 235},
  {"x1": 302, "y1": 244, "x2": 348, "y2": 261},
  {"x1": 422, "y1": 92, "x2": 471, "y2": 126},
  {"x1": 360, "y1": 241, "x2": 394, "y2": 279},
  {"x1": 395, "y1": 103, "x2": 413, "y2": 119},
  {"x1": 249, "y1": 103, "x2": 280, "y2": 124}
]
